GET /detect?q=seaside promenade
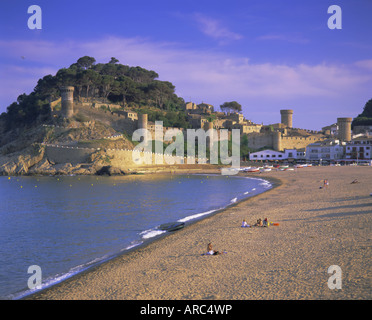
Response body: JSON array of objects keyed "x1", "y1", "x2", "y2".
[{"x1": 29, "y1": 166, "x2": 371, "y2": 300}]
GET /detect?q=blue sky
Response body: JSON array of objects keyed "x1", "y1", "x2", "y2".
[{"x1": 1, "y1": 0, "x2": 371, "y2": 130}]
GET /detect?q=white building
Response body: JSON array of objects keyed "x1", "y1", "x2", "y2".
[
  {"x1": 344, "y1": 136, "x2": 372, "y2": 162},
  {"x1": 322, "y1": 123, "x2": 338, "y2": 136},
  {"x1": 249, "y1": 148, "x2": 305, "y2": 161},
  {"x1": 249, "y1": 149, "x2": 285, "y2": 161},
  {"x1": 352, "y1": 125, "x2": 372, "y2": 136},
  {"x1": 306, "y1": 139, "x2": 345, "y2": 162}
]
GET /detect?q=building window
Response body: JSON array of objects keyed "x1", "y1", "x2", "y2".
[{"x1": 278, "y1": 155, "x2": 282, "y2": 158}]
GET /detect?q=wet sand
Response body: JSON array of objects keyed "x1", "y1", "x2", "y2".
[{"x1": 28, "y1": 166, "x2": 372, "y2": 300}]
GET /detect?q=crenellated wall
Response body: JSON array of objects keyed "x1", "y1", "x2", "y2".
[
  {"x1": 44, "y1": 144, "x2": 201, "y2": 169},
  {"x1": 247, "y1": 131, "x2": 326, "y2": 151}
]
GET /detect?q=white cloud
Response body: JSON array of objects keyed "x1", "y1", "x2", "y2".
[
  {"x1": 257, "y1": 33, "x2": 310, "y2": 44},
  {"x1": 192, "y1": 13, "x2": 243, "y2": 44},
  {"x1": 0, "y1": 36, "x2": 371, "y2": 129},
  {"x1": 354, "y1": 59, "x2": 372, "y2": 70}
]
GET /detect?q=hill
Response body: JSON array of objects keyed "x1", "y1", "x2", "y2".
[
  {"x1": 0, "y1": 56, "x2": 185, "y2": 132},
  {"x1": 352, "y1": 98, "x2": 372, "y2": 128},
  {"x1": 0, "y1": 57, "x2": 189, "y2": 176}
]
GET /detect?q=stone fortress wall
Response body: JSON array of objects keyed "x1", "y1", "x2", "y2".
[
  {"x1": 44, "y1": 143, "x2": 203, "y2": 169},
  {"x1": 53, "y1": 86, "x2": 352, "y2": 166}
]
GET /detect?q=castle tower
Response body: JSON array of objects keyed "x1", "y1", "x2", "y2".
[
  {"x1": 280, "y1": 109, "x2": 293, "y2": 128},
  {"x1": 337, "y1": 117, "x2": 352, "y2": 141},
  {"x1": 272, "y1": 131, "x2": 282, "y2": 151},
  {"x1": 138, "y1": 113, "x2": 148, "y2": 130},
  {"x1": 60, "y1": 86, "x2": 74, "y2": 118},
  {"x1": 137, "y1": 113, "x2": 149, "y2": 143}
]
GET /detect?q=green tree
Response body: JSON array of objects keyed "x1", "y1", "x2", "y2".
[
  {"x1": 55, "y1": 68, "x2": 77, "y2": 87},
  {"x1": 359, "y1": 99, "x2": 372, "y2": 118},
  {"x1": 76, "y1": 56, "x2": 96, "y2": 70},
  {"x1": 109, "y1": 57, "x2": 119, "y2": 64},
  {"x1": 100, "y1": 75, "x2": 115, "y2": 99},
  {"x1": 220, "y1": 101, "x2": 242, "y2": 113},
  {"x1": 78, "y1": 69, "x2": 99, "y2": 98},
  {"x1": 352, "y1": 98, "x2": 372, "y2": 128},
  {"x1": 112, "y1": 76, "x2": 136, "y2": 106},
  {"x1": 146, "y1": 81, "x2": 175, "y2": 108},
  {"x1": 34, "y1": 74, "x2": 59, "y2": 100},
  {"x1": 127, "y1": 66, "x2": 158, "y2": 83}
]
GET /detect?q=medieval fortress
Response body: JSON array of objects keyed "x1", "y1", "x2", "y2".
[{"x1": 44, "y1": 85, "x2": 366, "y2": 169}]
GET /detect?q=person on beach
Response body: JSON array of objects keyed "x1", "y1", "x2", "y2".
[
  {"x1": 206, "y1": 242, "x2": 222, "y2": 255},
  {"x1": 241, "y1": 219, "x2": 251, "y2": 228},
  {"x1": 254, "y1": 218, "x2": 263, "y2": 227},
  {"x1": 323, "y1": 179, "x2": 329, "y2": 188}
]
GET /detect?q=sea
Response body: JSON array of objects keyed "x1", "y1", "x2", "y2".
[{"x1": 0, "y1": 173, "x2": 272, "y2": 299}]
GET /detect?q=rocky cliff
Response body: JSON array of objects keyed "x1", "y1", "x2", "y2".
[{"x1": 0, "y1": 114, "x2": 134, "y2": 176}]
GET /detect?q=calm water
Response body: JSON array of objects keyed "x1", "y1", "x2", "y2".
[{"x1": 0, "y1": 174, "x2": 271, "y2": 299}]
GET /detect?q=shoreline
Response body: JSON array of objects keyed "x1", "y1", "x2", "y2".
[
  {"x1": 20, "y1": 172, "x2": 279, "y2": 300},
  {"x1": 26, "y1": 166, "x2": 371, "y2": 300}
]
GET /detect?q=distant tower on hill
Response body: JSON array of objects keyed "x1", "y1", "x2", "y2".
[
  {"x1": 60, "y1": 86, "x2": 75, "y2": 118},
  {"x1": 137, "y1": 113, "x2": 148, "y2": 143},
  {"x1": 337, "y1": 117, "x2": 352, "y2": 141},
  {"x1": 280, "y1": 109, "x2": 293, "y2": 128},
  {"x1": 138, "y1": 113, "x2": 148, "y2": 130}
]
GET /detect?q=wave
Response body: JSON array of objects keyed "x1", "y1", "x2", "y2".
[
  {"x1": 140, "y1": 229, "x2": 166, "y2": 239},
  {"x1": 12, "y1": 254, "x2": 112, "y2": 300},
  {"x1": 177, "y1": 209, "x2": 219, "y2": 223},
  {"x1": 123, "y1": 240, "x2": 143, "y2": 251}
]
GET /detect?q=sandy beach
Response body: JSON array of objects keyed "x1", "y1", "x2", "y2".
[{"x1": 27, "y1": 166, "x2": 371, "y2": 300}]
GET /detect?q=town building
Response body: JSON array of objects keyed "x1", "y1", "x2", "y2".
[
  {"x1": 249, "y1": 148, "x2": 306, "y2": 162},
  {"x1": 352, "y1": 125, "x2": 372, "y2": 136},
  {"x1": 305, "y1": 139, "x2": 345, "y2": 163},
  {"x1": 344, "y1": 135, "x2": 372, "y2": 163},
  {"x1": 322, "y1": 123, "x2": 338, "y2": 136}
]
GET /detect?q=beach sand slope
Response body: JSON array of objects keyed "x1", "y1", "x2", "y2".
[{"x1": 29, "y1": 166, "x2": 372, "y2": 300}]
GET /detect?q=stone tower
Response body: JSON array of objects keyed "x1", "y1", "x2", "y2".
[
  {"x1": 272, "y1": 131, "x2": 282, "y2": 151},
  {"x1": 337, "y1": 117, "x2": 352, "y2": 141},
  {"x1": 280, "y1": 109, "x2": 293, "y2": 128},
  {"x1": 60, "y1": 86, "x2": 74, "y2": 118},
  {"x1": 137, "y1": 113, "x2": 149, "y2": 143},
  {"x1": 138, "y1": 113, "x2": 148, "y2": 130}
]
